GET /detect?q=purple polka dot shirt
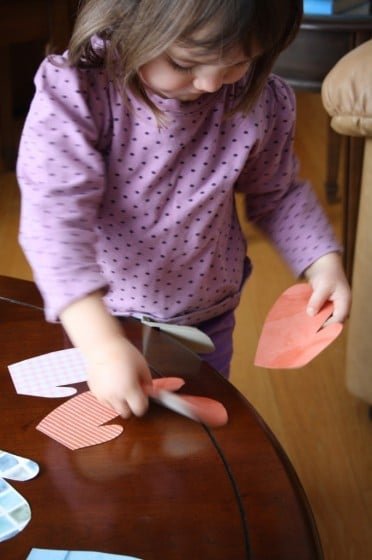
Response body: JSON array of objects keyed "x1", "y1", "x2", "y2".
[{"x1": 17, "y1": 55, "x2": 340, "y2": 324}]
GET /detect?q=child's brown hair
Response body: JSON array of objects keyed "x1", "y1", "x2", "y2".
[{"x1": 68, "y1": 0, "x2": 303, "y2": 116}]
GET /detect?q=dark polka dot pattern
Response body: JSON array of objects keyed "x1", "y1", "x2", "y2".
[{"x1": 17, "y1": 55, "x2": 341, "y2": 323}]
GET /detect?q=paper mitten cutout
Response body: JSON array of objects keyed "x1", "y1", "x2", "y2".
[
  {"x1": 27, "y1": 549, "x2": 143, "y2": 559},
  {"x1": 147, "y1": 384, "x2": 228, "y2": 428},
  {"x1": 0, "y1": 450, "x2": 39, "y2": 481},
  {"x1": 152, "y1": 377, "x2": 185, "y2": 392},
  {"x1": 254, "y1": 283, "x2": 343, "y2": 369},
  {"x1": 176, "y1": 395, "x2": 229, "y2": 427},
  {"x1": 0, "y1": 451, "x2": 38, "y2": 543},
  {"x1": 37, "y1": 391, "x2": 122, "y2": 450},
  {"x1": 8, "y1": 348, "x2": 86, "y2": 398},
  {"x1": 9, "y1": 350, "x2": 185, "y2": 399},
  {"x1": 0, "y1": 478, "x2": 32, "y2": 542}
]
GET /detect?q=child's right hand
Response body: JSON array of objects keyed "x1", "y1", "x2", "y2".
[
  {"x1": 59, "y1": 290, "x2": 152, "y2": 418},
  {"x1": 85, "y1": 335, "x2": 152, "y2": 418}
]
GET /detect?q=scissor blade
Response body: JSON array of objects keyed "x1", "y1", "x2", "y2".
[{"x1": 149, "y1": 389, "x2": 199, "y2": 423}]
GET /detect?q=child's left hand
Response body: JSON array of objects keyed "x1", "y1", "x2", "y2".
[{"x1": 304, "y1": 252, "x2": 351, "y2": 324}]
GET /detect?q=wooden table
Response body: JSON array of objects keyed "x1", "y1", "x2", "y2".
[{"x1": 0, "y1": 276, "x2": 323, "y2": 560}]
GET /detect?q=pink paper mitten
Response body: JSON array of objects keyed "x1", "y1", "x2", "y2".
[
  {"x1": 37, "y1": 391, "x2": 122, "y2": 450},
  {"x1": 176, "y1": 395, "x2": 229, "y2": 427},
  {"x1": 254, "y1": 283, "x2": 343, "y2": 369}
]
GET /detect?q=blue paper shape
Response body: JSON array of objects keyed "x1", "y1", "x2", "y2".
[
  {"x1": 0, "y1": 450, "x2": 39, "y2": 481},
  {"x1": 27, "y1": 550, "x2": 143, "y2": 560},
  {"x1": 0, "y1": 478, "x2": 32, "y2": 542},
  {"x1": 0, "y1": 450, "x2": 39, "y2": 542}
]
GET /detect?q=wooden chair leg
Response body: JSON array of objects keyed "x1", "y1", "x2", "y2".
[
  {"x1": 324, "y1": 122, "x2": 342, "y2": 204},
  {"x1": 342, "y1": 136, "x2": 365, "y2": 282}
]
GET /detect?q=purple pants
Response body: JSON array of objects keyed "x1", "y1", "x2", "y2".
[{"x1": 196, "y1": 309, "x2": 236, "y2": 379}]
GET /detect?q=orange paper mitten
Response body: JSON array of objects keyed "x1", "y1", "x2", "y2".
[{"x1": 254, "y1": 284, "x2": 343, "y2": 369}]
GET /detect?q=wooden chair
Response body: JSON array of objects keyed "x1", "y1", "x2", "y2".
[
  {"x1": 273, "y1": 14, "x2": 372, "y2": 204},
  {"x1": 322, "y1": 40, "x2": 372, "y2": 408}
]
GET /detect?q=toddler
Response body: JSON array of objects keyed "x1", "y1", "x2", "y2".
[{"x1": 17, "y1": 0, "x2": 351, "y2": 417}]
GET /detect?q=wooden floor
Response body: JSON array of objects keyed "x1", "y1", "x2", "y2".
[{"x1": 1, "y1": 92, "x2": 372, "y2": 559}]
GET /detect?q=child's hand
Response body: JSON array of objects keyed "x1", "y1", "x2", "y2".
[
  {"x1": 85, "y1": 335, "x2": 152, "y2": 418},
  {"x1": 304, "y1": 252, "x2": 351, "y2": 324},
  {"x1": 59, "y1": 291, "x2": 152, "y2": 418}
]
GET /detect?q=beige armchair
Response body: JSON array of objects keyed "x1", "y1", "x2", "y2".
[{"x1": 321, "y1": 39, "x2": 372, "y2": 406}]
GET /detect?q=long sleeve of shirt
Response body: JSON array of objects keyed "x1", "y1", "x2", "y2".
[
  {"x1": 17, "y1": 54, "x2": 340, "y2": 324},
  {"x1": 235, "y1": 76, "x2": 341, "y2": 276},
  {"x1": 17, "y1": 58, "x2": 113, "y2": 319}
]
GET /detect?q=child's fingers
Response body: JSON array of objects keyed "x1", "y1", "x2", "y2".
[
  {"x1": 90, "y1": 377, "x2": 150, "y2": 419},
  {"x1": 327, "y1": 297, "x2": 350, "y2": 324},
  {"x1": 127, "y1": 393, "x2": 149, "y2": 418},
  {"x1": 116, "y1": 382, "x2": 149, "y2": 418},
  {"x1": 107, "y1": 397, "x2": 132, "y2": 419},
  {"x1": 307, "y1": 286, "x2": 350, "y2": 325},
  {"x1": 306, "y1": 286, "x2": 331, "y2": 317}
]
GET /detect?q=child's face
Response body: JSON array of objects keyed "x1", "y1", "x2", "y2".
[{"x1": 139, "y1": 43, "x2": 256, "y2": 102}]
